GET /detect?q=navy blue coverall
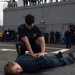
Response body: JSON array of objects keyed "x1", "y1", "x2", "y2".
[{"x1": 15, "y1": 54, "x2": 74, "y2": 73}]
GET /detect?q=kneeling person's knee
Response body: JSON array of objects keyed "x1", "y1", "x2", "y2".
[{"x1": 16, "y1": 41, "x2": 27, "y2": 55}]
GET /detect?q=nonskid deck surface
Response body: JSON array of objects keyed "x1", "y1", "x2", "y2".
[{"x1": 0, "y1": 42, "x2": 75, "y2": 75}]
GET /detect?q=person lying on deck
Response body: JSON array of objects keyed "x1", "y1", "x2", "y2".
[{"x1": 4, "y1": 52, "x2": 75, "y2": 75}]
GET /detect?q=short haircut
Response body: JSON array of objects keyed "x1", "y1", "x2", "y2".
[
  {"x1": 25, "y1": 14, "x2": 35, "y2": 25},
  {"x1": 4, "y1": 62, "x2": 15, "y2": 75}
]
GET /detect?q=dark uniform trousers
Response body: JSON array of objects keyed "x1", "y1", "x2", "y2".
[{"x1": 16, "y1": 41, "x2": 41, "y2": 55}]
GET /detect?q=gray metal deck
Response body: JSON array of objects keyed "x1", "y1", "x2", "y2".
[{"x1": 0, "y1": 42, "x2": 75, "y2": 75}]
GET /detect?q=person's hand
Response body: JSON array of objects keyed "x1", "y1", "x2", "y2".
[
  {"x1": 31, "y1": 53, "x2": 38, "y2": 58},
  {"x1": 36, "y1": 52, "x2": 45, "y2": 58}
]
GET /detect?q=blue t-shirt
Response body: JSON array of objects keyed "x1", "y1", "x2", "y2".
[{"x1": 18, "y1": 24, "x2": 44, "y2": 43}]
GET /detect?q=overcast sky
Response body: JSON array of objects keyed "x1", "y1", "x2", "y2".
[{"x1": 0, "y1": 2, "x2": 7, "y2": 19}]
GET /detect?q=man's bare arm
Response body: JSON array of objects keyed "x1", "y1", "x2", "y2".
[
  {"x1": 37, "y1": 36, "x2": 45, "y2": 53},
  {"x1": 21, "y1": 36, "x2": 37, "y2": 57}
]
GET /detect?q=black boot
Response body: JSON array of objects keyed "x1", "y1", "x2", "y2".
[{"x1": 55, "y1": 51, "x2": 63, "y2": 58}]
